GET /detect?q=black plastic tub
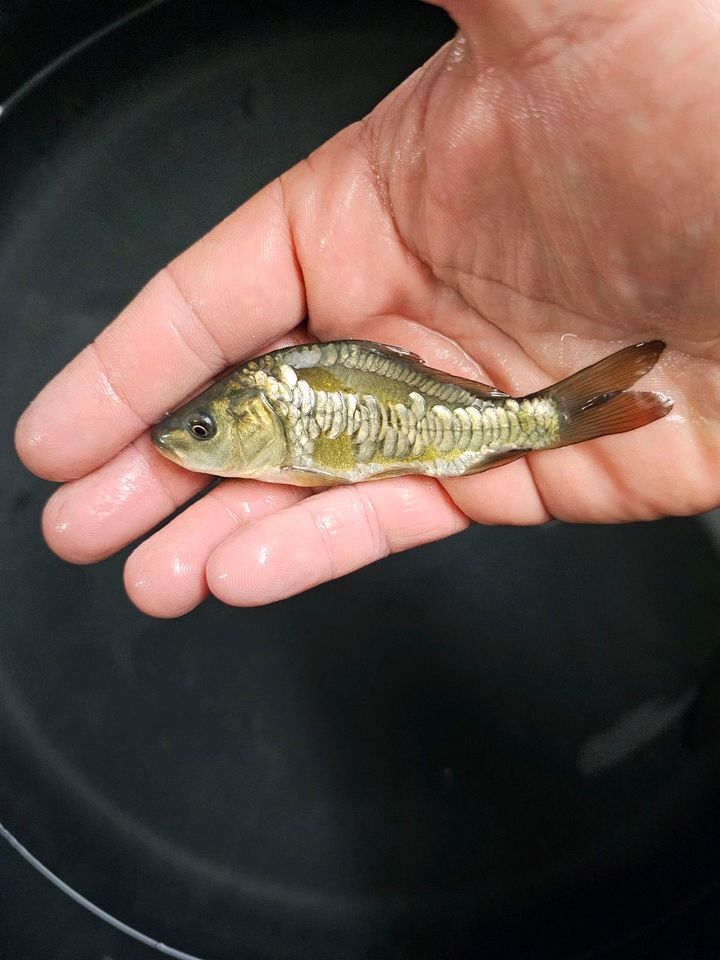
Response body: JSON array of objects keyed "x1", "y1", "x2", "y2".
[{"x1": 2, "y1": 2, "x2": 720, "y2": 957}]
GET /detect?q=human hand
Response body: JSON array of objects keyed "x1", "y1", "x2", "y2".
[{"x1": 15, "y1": 0, "x2": 720, "y2": 616}]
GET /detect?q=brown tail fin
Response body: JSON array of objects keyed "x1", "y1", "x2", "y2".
[{"x1": 537, "y1": 341, "x2": 672, "y2": 447}]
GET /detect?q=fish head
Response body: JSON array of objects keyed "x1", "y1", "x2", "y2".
[{"x1": 151, "y1": 387, "x2": 287, "y2": 478}]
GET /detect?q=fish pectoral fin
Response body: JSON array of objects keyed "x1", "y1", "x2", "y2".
[
  {"x1": 279, "y1": 465, "x2": 346, "y2": 487},
  {"x1": 462, "y1": 448, "x2": 532, "y2": 476}
]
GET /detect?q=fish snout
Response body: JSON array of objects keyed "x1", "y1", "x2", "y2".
[
  {"x1": 151, "y1": 419, "x2": 182, "y2": 464},
  {"x1": 151, "y1": 421, "x2": 172, "y2": 447}
]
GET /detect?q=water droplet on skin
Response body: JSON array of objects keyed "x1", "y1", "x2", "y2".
[
  {"x1": 446, "y1": 41, "x2": 465, "y2": 67},
  {"x1": 315, "y1": 510, "x2": 342, "y2": 536},
  {"x1": 89, "y1": 469, "x2": 144, "y2": 520}
]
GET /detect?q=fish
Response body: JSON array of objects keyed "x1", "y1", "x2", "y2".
[{"x1": 151, "y1": 339, "x2": 672, "y2": 485}]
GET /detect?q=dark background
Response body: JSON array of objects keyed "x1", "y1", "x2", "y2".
[
  {"x1": 2, "y1": 2, "x2": 720, "y2": 958},
  {"x1": 0, "y1": 0, "x2": 144, "y2": 100}
]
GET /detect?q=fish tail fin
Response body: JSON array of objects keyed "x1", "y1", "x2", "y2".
[{"x1": 537, "y1": 340, "x2": 673, "y2": 448}]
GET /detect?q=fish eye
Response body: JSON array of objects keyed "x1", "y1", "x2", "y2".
[{"x1": 187, "y1": 413, "x2": 216, "y2": 440}]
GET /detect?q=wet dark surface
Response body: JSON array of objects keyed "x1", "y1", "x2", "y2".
[
  {"x1": 1, "y1": 2, "x2": 720, "y2": 958},
  {"x1": 3, "y1": 832, "x2": 720, "y2": 960}
]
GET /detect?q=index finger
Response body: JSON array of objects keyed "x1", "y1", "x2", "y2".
[{"x1": 15, "y1": 179, "x2": 305, "y2": 481}]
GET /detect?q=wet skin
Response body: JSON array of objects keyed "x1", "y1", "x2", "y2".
[{"x1": 15, "y1": 0, "x2": 720, "y2": 616}]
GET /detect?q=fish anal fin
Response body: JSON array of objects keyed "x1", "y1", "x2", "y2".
[{"x1": 461, "y1": 448, "x2": 532, "y2": 476}]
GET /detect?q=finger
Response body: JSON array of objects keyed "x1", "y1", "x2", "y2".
[
  {"x1": 16, "y1": 179, "x2": 305, "y2": 482},
  {"x1": 41, "y1": 434, "x2": 210, "y2": 564},
  {"x1": 442, "y1": 459, "x2": 551, "y2": 526},
  {"x1": 40, "y1": 328, "x2": 312, "y2": 566},
  {"x1": 526, "y1": 417, "x2": 698, "y2": 523},
  {"x1": 124, "y1": 481, "x2": 307, "y2": 619},
  {"x1": 206, "y1": 477, "x2": 470, "y2": 607}
]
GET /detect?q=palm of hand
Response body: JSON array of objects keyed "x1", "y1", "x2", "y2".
[{"x1": 16, "y1": 1, "x2": 720, "y2": 616}]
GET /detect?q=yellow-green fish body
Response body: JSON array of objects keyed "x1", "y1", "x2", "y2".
[{"x1": 152, "y1": 340, "x2": 671, "y2": 484}]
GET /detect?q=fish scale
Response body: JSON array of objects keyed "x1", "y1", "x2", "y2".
[
  {"x1": 268, "y1": 372, "x2": 554, "y2": 464},
  {"x1": 277, "y1": 375, "x2": 557, "y2": 466}
]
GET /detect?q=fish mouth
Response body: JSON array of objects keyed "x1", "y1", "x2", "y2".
[{"x1": 151, "y1": 423, "x2": 183, "y2": 465}]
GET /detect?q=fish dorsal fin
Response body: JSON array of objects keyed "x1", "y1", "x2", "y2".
[
  {"x1": 274, "y1": 340, "x2": 427, "y2": 367},
  {"x1": 364, "y1": 341, "x2": 508, "y2": 402},
  {"x1": 408, "y1": 363, "x2": 509, "y2": 399},
  {"x1": 278, "y1": 339, "x2": 508, "y2": 403},
  {"x1": 359, "y1": 340, "x2": 427, "y2": 364}
]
